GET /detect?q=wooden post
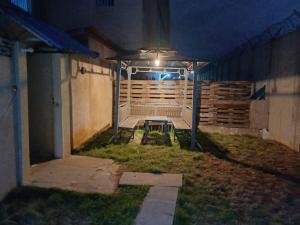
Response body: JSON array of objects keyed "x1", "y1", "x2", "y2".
[
  {"x1": 182, "y1": 69, "x2": 188, "y2": 108},
  {"x1": 191, "y1": 62, "x2": 199, "y2": 150},
  {"x1": 127, "y1": 67, "x2": 132, "y2": 115},
  {"x1": 113, "y1": 61, "x2": 122, "y2": 143}
]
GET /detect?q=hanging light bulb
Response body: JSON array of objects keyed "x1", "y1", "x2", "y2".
[
  {"x1": 155, "y1": 58, "x2": 160, "y2": 66},
  {"x1": 154, "y1": 51, "x2": 160, "y2": 66}
]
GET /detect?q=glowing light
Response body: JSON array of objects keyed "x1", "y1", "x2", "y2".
[
  {"x1": 155, "y1": 59, "x2": 160, "y2": 66},
  {"x1": 191, "y1": 70, "x2": 195, "y2": 75}
]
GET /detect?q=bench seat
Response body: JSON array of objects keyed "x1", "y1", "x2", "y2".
[
  {"x1": 119, "y1": 116, "x2": 141, "y2": 129},
  {"x1": 170, "y1": 118, "x2": 191, "y2": 130}
]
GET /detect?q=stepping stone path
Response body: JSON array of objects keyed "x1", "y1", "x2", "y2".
[
  {"x1": 120, "y1": 172, "x2": 182, "y2": 187},
  {"x1": 30, "y1": 156, "x2": 119, "y2": 194},
  {"x1": 119, "y1": 172, "x2": 183, "y2": 225}
]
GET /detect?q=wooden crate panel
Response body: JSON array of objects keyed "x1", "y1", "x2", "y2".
[
  {"x1": 197, "y1": 81, "x2": 251, "y2": 128},
  {"x1": 120, "y1": 80, "x2": 251, "y2": 128}
]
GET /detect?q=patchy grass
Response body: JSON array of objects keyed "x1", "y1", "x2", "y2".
[
  {"x1": 76, "y1": 128, "x2": 300, "y2": 225},
  {"x1": 4, "y1": 128, "x2": 299, "y2": 225},
  {"x1": 75, "y1": 130, "x2": 201, "y2": 174},
  {"x1": 0, "y1": 186, "x2": 148, "y2": 225}
]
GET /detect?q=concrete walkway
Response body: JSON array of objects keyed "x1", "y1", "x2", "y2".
[
  {"x1": 30, "y1": 156, "x2": 120, "y2": 194},
  {"x1": 120, "y1": 172, "x2": 182, "y2": 187},
  {"x1": 120, "y1": 172, "x2": 182, "y2": 225},
  {"x1": 135, "y1": 186, "x2": 179, "y2": 225}
]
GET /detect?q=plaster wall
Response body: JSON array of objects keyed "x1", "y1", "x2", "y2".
[
  {"x1": 59, "y1": 56, "x2": 72, "y2": 158},
  {"x1": 200, "y1": 29, "x2": 300, "y2": 151},
  {"x1": 27, "y1": 52, "x2": 114, "y2": 152},
  {"x1": 27, "y1": 54, "x2": 72, "y2": 163},
  {"x1": 27, "y1": 54, "x2": 55, "y2": 163},
  {"x1": 71, "y1": 58, "x2": 113, "y2": 148},
  {"x1": 265, "y1": 30, "x2": 300, "y2": 151},
  {"x1": 0, "y1": 56, "x2": 17, "y2": 200}
]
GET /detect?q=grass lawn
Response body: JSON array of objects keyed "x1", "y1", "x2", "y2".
[
  {"x1": 0, "y1": 186, "x2": 148, "y2": 225},
  {"x1": 75, "y1": 128, "x2": 300, "y2": 225},
  {"x1": 2, "y1": 128, "x2": 299, "y2": 225}
]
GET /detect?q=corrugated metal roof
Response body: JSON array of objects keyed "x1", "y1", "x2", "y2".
[{"x1": 0, "y1": 2, "x2": 99, "y2": 58}]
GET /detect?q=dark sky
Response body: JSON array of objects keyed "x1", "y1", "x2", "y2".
[{"x1": 170, "y1": 0, "x2": 300, "y2": 60}]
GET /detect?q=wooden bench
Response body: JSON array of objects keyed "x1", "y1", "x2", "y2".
[
  {"x1": 169, "y1": 118, "x2": 190, "y2": 141},
  {"x1": 119, "y1": 116, "x2": 141, "y2": 139},
  {"x1": 170, "y1": 106, "x2": 192, "y2": 141},
  {"x1": 171, "y1": 118, "x2": 191, "y2": 130},
  {"x1": 119, "y1": 116, "x2": 140, "y2": 129}
]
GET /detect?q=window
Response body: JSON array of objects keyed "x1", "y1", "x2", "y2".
[
  {"x1": 11, "y1": 0, "x2": 31, "y2": 12},
  {"x1": 96, "y1": 0, "x2": 114, "y2": 7}
]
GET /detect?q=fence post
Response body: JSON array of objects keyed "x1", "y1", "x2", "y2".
[
  {"x1": 113, "y1": 61, "x2": 121, "y2": 143},
  {"x1": 183, "y1": 69, "x2": 188, "y2": 109},
  {"x1": 126, "y1": 66, "x2": 132, "y2": 114},
  {"x1": 191, "y1": 62, "x2": 199, "y2": 150}
]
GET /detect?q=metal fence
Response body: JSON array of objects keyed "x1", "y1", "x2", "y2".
[{"x1": 199, "y1": 10, "x2": 300, "y2": 81}]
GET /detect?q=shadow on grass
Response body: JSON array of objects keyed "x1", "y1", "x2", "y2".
[
  {"x1": 141, "y1": 131, "x2": 172, "y2": 146},
  {"x1": 118, "y1": 129, "x2": 135, "y2": 144},
  {"x1": 0, "y1": 186, "x2": 148, "y2": 225},
  {"x1": 174, "y1": 130, "x2": 193, "y2": 150},
  {"x1": 74, "y1": 128, "x2": 133, "y2": 152},
  {"x1": 196, "y1": 130, "x2": 300, "y2": 185}
]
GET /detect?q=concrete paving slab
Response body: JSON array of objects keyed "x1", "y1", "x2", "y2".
[
  {"x1": 30, "y1": 156, "x2": 119, "y2": 194},
  {"x1": 135, "y1": 186, "x2": 179, "y2": 225},
  {"x1": 147, "y1": 186, "x2": 179, "y2": 203},
  {"x1": 120, "y1": 172, "x2": 183, "y2": 187}
]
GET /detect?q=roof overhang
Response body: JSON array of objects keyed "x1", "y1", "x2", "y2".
[
  {"x1": 0, "y1": 2, "x2": 99, "y2": 58},
  {"x1": 106, "y1": 48, "x2": 208, "y2": 69}
]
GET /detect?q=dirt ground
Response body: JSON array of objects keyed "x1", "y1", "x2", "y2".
[{"x1": 78, "y1": 129, "x2": 300, "y2": 225}]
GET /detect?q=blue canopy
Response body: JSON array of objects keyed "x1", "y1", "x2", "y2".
[{"x1": 0, "y1": 2, "x2": 99, "y2": 58}]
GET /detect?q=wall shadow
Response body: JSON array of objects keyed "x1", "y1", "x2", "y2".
[
  {"x1": 73, "y1": 129, "x2": 114, "y2": 152},
  {"x1": 73, "y1": 128, "x2": 134, "y2": 152},
  {"x1": 174, "y1": 130, "x2": 193, "y2": 150},
  {"x1": 196, "y1": 131, "x2": 300, "y2": 185},
  {"x1": 141, "y1": 131, "x2": 172, "y2": 146}
]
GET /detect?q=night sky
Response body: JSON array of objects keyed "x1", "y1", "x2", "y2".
[{"x1": 170, "y1": 0, "x2": 300, "y2": 60}]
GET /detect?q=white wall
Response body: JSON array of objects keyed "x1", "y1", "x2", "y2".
[
  {"x1": 71, "y1": 58, "x2": 113, "y2": 148},
  {"x1": 27, "y1": 54, "x2": 72, "y2": 162},
  {"x1": 0, "y1": 56, "x2": 17, "y2": 200},
  {"x1": 265, "y1": 30, "x2": 300, "y2": 151},
  {"x1": 199, "y1": 29, "x2": 300, "y2": 151},
  {"x1": 27, "y1": 54, "x2": 55, "y2": 163}
]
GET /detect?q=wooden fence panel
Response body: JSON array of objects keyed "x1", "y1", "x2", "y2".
[
  {"x1": 120, "y1": 80, "x2": 251, "y2": 128},
  {"x1": 197, "y1": 81, "x2": 251, "y2": 128},
  {"x1": 121, "y1": 80, "x2": 185, "y2": 105}
]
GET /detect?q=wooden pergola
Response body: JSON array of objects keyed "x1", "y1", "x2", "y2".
[{"x1": 108, "y1": 49, "x2": 206, "y2": 149}]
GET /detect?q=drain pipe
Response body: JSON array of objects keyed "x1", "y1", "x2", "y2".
[{"x1": 12, "y1": 41, "x2": 31, "y2": 186}]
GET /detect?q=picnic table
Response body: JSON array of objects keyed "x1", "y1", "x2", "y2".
[{"x1": 142, "y1": 116, "x2": 169, "y2": 145}]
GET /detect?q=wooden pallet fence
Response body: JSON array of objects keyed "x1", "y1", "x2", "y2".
[
  {"x1": 197, "y1": 81, "x2": 251, "y2": 128},
  {"x1": 131, "y1": 104, "x2": 182, "y2": 117},
  {"x1": 120, "y1": 80, "x2": 185, "y2": 105},
  {"x1": 120, "y1": 80, "x2": 251, "y2": 128}
]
